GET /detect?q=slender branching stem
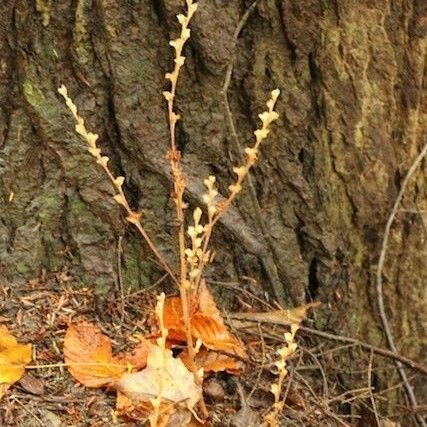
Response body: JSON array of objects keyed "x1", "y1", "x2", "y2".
[
  {"x1": 57, "y1": 85, "x2": 177, "y2": 286},
  {"x1": 163, "y1": 0, "x2": 199, "y2": 385},
  {"x1": 193, "y1": 89, "x2": 280, "y2": 293}
]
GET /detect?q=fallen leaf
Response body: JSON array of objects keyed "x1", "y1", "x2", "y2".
[
  {"x1": 64, "y1": 322, "x2": 147, "y2": 388},
  {"x1": 163, "y1": 297, "x2": 189, "y2": 343},
  {"x1": 115, "y1": 340, "x2": 201, "y2": 411},
  {"x1": 231, "y1": 382, "x2": 260, "y2": 427},
  {"x1": 230, "y1": 405, "x2": 260, "y2": 427},
  {"x1": 202, "y1": 378, "x2": 225, "y2": 402},
  {"x1": 0, "y1": 326, "x2": 32, "y2": 398},
  {"x1": 116, "y1": 341, "x2": 148, "y2": 371},
  {"x1": 181, "y1": 348, "x2": 243, "y2": 374},
  {"x1": 116, "y1": 392, "x2": 173, "y2": 425},
  {"x1": 164, "y1": 282, "x2": 247, "y2": 369},
  {"x1": 231, "y1": 302, "x2": 320, "y2": 326},
  {"x1": 19, "y1": 373, "x2": 44, "y2": 395},
  {"x1": 39, "y1": 410, "x2": 63, "y2": 427}
]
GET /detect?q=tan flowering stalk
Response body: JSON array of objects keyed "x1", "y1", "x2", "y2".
[
  {"x1": 193, "y1": 90, "x2": 280, "y2": 292},
  {"x1": 221, "y1": 88, "x2": 280, "y2": 218},
  {"x1": 264, "y1": 323, "x2": 299, "y2": 426},
  {"x1": 58, "y1": 85, "x2": 177, "y2": 285},
  {"x1": 163, "y1": 0, "x2": 199, "y2": 382},
  {"x1": 184, "y1": 176, "x2": 218, "y2": 292},
  {"x1": 149, "y1": 292, "x2": 167, "y2": 427},
  {"x1": 184, "y1": 208, "x2": 204, "y2": 282}
]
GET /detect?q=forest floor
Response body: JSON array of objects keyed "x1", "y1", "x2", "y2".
[{"x1": 0, "y1": 271, "x2": 412, "y2": 426}]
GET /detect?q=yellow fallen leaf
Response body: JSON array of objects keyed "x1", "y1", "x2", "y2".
[
  {"x1": 115, "y1": 340, "x2": 202, "y2": 411},
  {"x1": 0, "y1": 326, "x2": 32, "y2": 398}
]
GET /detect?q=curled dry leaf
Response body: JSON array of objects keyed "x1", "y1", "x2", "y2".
[
  {"x1": 115, "y1": 340, "x2": 202, "y2": 411},
  {"x1": 163, "y1": 282, "x2": 247, "y2": 373},
  {"x1": 19, "y1": 373, "x2": 44, "y2": 396},
  {"x1": 181, "y1": 348, "x2": 242, "y2": 374},
  {"x1": 231, "y1": 302, "x2": 320, "y2": 327},
  {"x1": 117, "y1": 392, "x2": 202, "y2": 427},
  {"x1": 0, "y1": 326, "x2": 32, "y2": 398},
  {"x1": 116, "y1": 392, "x2": 174, "y2": 426},
  {"x1": 163, "y1": 296, "x2": 188, "y2": 343},
  {"x1": 64, "y1": 322, "x2": 147, "y2": 388}
]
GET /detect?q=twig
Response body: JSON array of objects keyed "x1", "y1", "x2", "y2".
[
  {"x1": 228, "y1": 313, "x2": 427, "y2": 375},
  {"x1": 116, "y1": 235, "x2": 125, "y2": 325},
  {"x1": 299, "y1": 327, "x2": 427, "y2": 377},
  {"x1": 58, "y1": 85, "x2": 178, "y2": 285},
  {"x1": 221, "y1": 0, "x2": 286, "y2": 305},
  {"x1": 247, "y1": 322, "x2": 265, "y2": 401},
  {"x1": 124, "y1": 273, "x2": 168, "y2": 299},
  {"x1": 11, "y1": 396, "x2": 44, "y2": 426},
  {"x1": 376, "y1": 140, "x2": 427, "y2": 427},
  {"x1": 282, "y1": 351, "x2": 302, "y2": 408},
  {"x1": 294, "y1": 371, "x2": 353, "y2": 427},
  {"x1": 209, "y1": 279, "x2": 275, "y2": 310},
  {"x1": 301, "y1": 347, "x2": 329, "y2": 397},
  {"x1": 368, "y1": 350, "x2": 381, "y2": 427}
]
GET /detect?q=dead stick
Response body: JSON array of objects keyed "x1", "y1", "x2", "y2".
[{"x1": 228, "y1": 313, "x2": 427, "y2": 376}]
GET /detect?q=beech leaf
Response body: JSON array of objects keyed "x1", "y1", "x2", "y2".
[
  {"x1": 115, "y1": 340, "x2": 201, "y2": 410},
  {"x1": 64, "y1": 322, "x2": 147, "y2": 388},
  {"x1": 164, "y1": 282, "x2": 247, "y2": 372},
  {"x1": 0, "y1": 326, "x2": 32, "y2": 398}
]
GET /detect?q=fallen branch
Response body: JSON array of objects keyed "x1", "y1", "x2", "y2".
[{"x1": 229, "y1": 313, "x2": 427, "y2": 376}]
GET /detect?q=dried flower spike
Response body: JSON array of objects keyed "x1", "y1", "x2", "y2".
[
  {"x1": 264, "y1": 322, "x2": 299, "y2": 427},
  {"x1": 58, "y1": 85, "x2": 177, "y2": 285}
]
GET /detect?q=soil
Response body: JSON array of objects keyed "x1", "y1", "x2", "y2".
[{"x1": 0, "y1": 271, "x2": 414, "y2": 426}]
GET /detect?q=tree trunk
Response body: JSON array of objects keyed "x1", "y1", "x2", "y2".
[{"x1": 0, "y1": 0, "x2": 425, "y2": 422}]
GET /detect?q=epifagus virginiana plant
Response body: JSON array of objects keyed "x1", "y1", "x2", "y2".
[{"x1": 59, "y1": 0, "x2": 280, "y2": 419}]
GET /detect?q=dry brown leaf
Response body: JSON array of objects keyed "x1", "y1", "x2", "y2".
[
  {"x1": 163, "y1": 297, "x2": 189, "y2": 343},
  {"x1": 0, "y1": 326, "x2": 32, "y2": 398},
  {"x1": 117, "y1": 391, "x2": 200, "y2": 426},
  {"x1": 181, "y1": 348, "x2": 243, "y2": 374},
  {"x1": 19, "y1": 373, "x2": 44, "y2": 395},
  {"x1": 232, "y1": 302, "x2": 320, "y2": 326},
  {"x1": 115, "y1": 340, "x2": 201, "y2": 411},
  {"x1": 116, "y1": 392, "x2": 174, "y2": 425},
  {"x1": 116, "y1": 342, "x2": 148, "y2": 371},
  {"x1": 64, "y1": 322, "x2": 147, "y2": 388},
  {"x1": 163, "y1": 283, "x2": 247, "y2": 368}
]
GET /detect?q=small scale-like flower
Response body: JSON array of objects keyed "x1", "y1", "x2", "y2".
[
  {"x1": 114, "y1": 176, "x2": 125, "y2": 187},
  {"x1": 245, "y1": 147, "x2": 258, "y2": 163},
  {"x1": 254, "y1": 128, "x2": 269, "y2": 143},
  {"x1": 96, "y1": 156, "x2": 109, "y2": 167},
  {"x1": 163, "y1": 91, "x2": 173, "y2": 102},
  {"x1": 189, "y1": 268, "x2": 200, "y2": 279},
  {"x1": 233, "y1": 166, "x2": 246, "y2": 178},
  {"x1": 228, "y1": 183, "x2": 242, "y2": 194},
  {"x1": 175, "y1": 56, "x2": 186, "y2": 67},
  {"x1": 177, "y1": 14, "x2": 186, "y2": 24},
  {"x1": 193, "y1": 207, "x2": 202, "y2": 224},
  {"x1": 114, "y1": 194, "x2": 126, "y2": 207},
  {"x1": 88, "y1": 147, "x2": 101, "y2": 158}
]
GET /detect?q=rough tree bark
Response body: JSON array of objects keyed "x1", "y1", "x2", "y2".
[{"x1": 0, "y1": 0, "x2": 425, "y2": 422}]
